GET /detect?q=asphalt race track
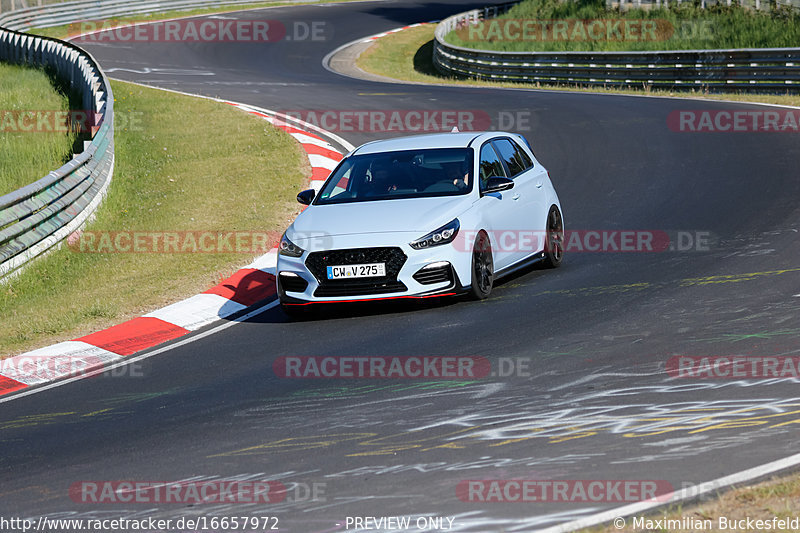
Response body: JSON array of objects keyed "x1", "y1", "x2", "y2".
[{"x1": 2, "y1": 1, "x2": 800, "y2": 531}]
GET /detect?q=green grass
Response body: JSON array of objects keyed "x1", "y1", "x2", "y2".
[
  {"x1": 356, "y1": 24, "x2": 800, "y2": 107},
  {"x1": 0, "y1": 62, "x2": 76, "y2": 196},
  {"x1": 445, "y1": 0, "x2": 800, "y2": 52},
  {"x1": 0, "y1": 80, "x2": 307, "y2": 357}
]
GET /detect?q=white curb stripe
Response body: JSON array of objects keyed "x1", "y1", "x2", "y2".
[
  {"x1": 290, "y1": 132, "x2": 337, "y2": 149},
  {"x1": 143, "y1": 293, "x2": 247, "y2": 331},
  {"x1": 0, "y1": 341, "x2": 121, "y2": 385},
  {"x1": 308, "y1": 153, "x2": 340, "y2": 170}
]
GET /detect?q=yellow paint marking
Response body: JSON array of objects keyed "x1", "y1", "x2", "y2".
[
  {"x1": 422, "y1": 442, "x2": 467, "y2": 451},
  {"x1": 541, "y1": 267, "x2": 800, "y2": 297},
  {"x1": 689, "y1": 420, "x2": 770, "y2": 433},
  {"x1": 208, "y1": 433, "x2": 377, "y2": 457},
  {"x1": 81, "y1": 408, "x2": 114, "y2": 417},
  {"x1": 549, "y1": 432, "x2": 598, "y2": 443},
  {"x1": 357, "y1": 426, "x2": 479, "y2": 447},
  {"x1": 0, "y1": 412, "x2": 76, "y2": 430},
  {"x1": 769, "y1": 419, "x2": 800, "y2": 428},
  {"x1": 622, "y1": 427, "x2": 697, "y2": 438},
  {"x1": 347, "y1": 445, "x2": 422, "y2": 456},
  {"x1": 489, "y1": 437, "x2": 538, "y2": 447},
  {"x1": 680, "y1": 267, "x2": 800, "y2": 286}
]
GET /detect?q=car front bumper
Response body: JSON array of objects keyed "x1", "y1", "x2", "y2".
[{"x1": 276, "y1": 240, "x2": 470, "y2": 305}]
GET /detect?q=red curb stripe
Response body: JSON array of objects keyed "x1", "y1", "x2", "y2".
[
  {"x1": 266, "y1": 121, "x2": 326, "y2": 141},
  {"x1": 0, "y1": 376, "x2": 27, "y2": 395},
  {"x1": 282, "y1": 126, "x2": 325, "y2": 140},
  {"x1": 311, "y1": 167, "x2": 332, "y2": 181},
  {"x1": 205, "y1": 268, "x2": 277, "y2": 307},
  {"x1": 303, "y1": 144, "x2": 343, "y2": 161},
  {"x1": 76, "y1": 317, "x2": 190, "y2": 356}
]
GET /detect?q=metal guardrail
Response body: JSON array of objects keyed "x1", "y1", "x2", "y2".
[
  {"x1": 0, "y1": 0, "x2": 307, "y2": 280},
  {"x1": 609, "y1": 0, "x2": 800, "y2": 11},
  {"x1": 433, "y1": 4, "x2": 800, "y2": 92},
  {"x1": 0, "y1": 25, "x2": 114, "y2": 279},
  {"x1": 0, "y1": 0, "x2": 299, "y2": 31}
]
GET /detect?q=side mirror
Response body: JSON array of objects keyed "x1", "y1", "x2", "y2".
[
  {"x1": 483, "y1": 176, "x2": 514, "y2": 195},
  {"x1": 297, "y1": 189, "x2": 316, "y2": 205}
]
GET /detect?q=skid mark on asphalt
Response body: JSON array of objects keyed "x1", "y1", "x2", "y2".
[
  {"x1": 0, "y1": 405, "x2": 137, "y2": 431},
  {"x1": 528, "y1": 267, "x2": 800, "y2": 299},
  {"x1": 693, "y1": 327, "x2": 800, "y2": 343},
  {"x1": 209, "y1": 380, "x2": 800, "y2": 462}
]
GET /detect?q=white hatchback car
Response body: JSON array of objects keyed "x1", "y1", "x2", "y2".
[{"x1": 277, "y1": 131, "x2": 564, "y2": 314}]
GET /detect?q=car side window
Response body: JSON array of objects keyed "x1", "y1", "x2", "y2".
[
  {"x1": 514, "y1": 140, "x2": 534, "y2": 169},
  {"x1": 478, "y1": 143, "x2": 506, "y2": 192},
  {"x1": 492, "y1": 138, "x2": 531, "y2": 178}
]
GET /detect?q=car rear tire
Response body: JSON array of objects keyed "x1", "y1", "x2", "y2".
[
  {"x1": 470, "y1": 231, "x2": 494, "y2": 300},
  {"x1": 543, "y1": 206, "x2": 564, "y2": 269}
]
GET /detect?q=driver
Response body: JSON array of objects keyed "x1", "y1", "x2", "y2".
[
  {"x1": 370, "y1": 159, "x2": 400, "y2": 192},
  {"x1": 445, "y1": 162, "x2": 470, "y2": 190}
]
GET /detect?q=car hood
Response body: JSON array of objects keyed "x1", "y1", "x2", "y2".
[{"x1": 288, "y1": 196, "x2": 471, "y2": 244}]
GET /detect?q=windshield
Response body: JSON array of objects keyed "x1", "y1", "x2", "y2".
[{"x1": 315, "y1": 148, "x2": 473, "y2": 205}]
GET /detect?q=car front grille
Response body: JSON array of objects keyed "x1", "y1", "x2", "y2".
[{"x1": 306, "y1": 247, "x2": 408, "y2": 298}]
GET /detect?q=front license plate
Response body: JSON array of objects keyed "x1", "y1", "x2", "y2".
[{"x1": 326, "y1": 263, "x2": 386, "y2": 279}]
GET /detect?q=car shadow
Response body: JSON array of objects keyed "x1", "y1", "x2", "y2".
[{"x1": 248, "y1": 293, "x2": 465, "y2": 324}]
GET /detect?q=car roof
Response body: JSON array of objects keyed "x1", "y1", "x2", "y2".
[{"x1": 351, "y1": 131, "x2": 519, "y2": 155}]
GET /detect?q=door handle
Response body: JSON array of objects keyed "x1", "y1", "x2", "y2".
[
  {"x1": 512, "y1": 193, "x2": 521, "y2": 200},
  {"x1": 535, "y1": 181, "x2": 543, "y2": 188}
]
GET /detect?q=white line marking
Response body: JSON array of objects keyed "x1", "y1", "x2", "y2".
[
  {"x1": 0, "y1": 301, "x2": 280, "y2": 404},
  {"x1": 535, "y1": 450, "x2": 800, "y2": 532}
]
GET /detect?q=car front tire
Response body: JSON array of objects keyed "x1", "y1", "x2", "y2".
[{"x1": 543, "y1": 206, "x2": 564, "y2": 269}]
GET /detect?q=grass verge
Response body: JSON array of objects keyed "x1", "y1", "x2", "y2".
[
  {"x1": 0, "y1": 80, "x2": 307, "y2": 357},
  {"x1": 445, "y1": 0, "x2": 800, "y2": 52},
  {"x1": 355, "y1": 24, "x2": 800, "y2": 107},
  {"x1": 0, "y1": 62, "x2": 77, "y2": 196},
  {"x1": 584, "y1": 472, "x2": 800, "y2": 532}
]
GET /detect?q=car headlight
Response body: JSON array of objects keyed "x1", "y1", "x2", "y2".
[
  {"x1": 410, "y1": 219, "x2": 460, "y2": 250},
  {"x1": 279, "y1": 233, "x2": 305, "y2": 257}
]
